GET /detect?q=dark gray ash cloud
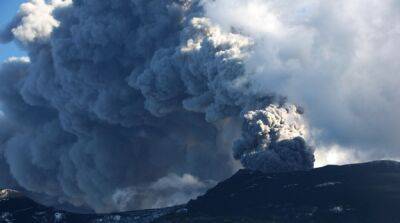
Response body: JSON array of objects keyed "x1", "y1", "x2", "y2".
[
  {"x1": 3, "y1": 0, "x2": 397, "y2": 213},
  {"x1": 0, "y1": 0, "x2": 313, "y2": 212}
]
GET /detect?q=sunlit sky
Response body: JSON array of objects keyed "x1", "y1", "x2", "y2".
[{"x1": 0, "y1": 0, "x2": 26, "y2": 62}]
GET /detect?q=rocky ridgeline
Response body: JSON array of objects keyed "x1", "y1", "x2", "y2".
[{"x1": 2, "y1": 161, "x2": 400, "y2": 223}]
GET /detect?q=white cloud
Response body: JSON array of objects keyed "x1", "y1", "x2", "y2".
[
  {"x1": 10, "y1": 0, "x2": 71, "y2": 44},
  {"x1": 204, "y1": 0, "x2": 400, "y2": 159}
]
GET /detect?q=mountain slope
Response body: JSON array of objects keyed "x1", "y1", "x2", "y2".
[
  {"x1": 166, "y1": 160, "x2": 400, "y2": 223},
  {"x1": 0, "y1": 190, "x2": 181, "y2": 223},
  {"x1": 2, "y1": 160, "x2": 400, "y2": 223}
]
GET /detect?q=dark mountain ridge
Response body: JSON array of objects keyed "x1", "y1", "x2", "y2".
[
  {"x1": 2, "y1": 160, "x2": 400, "y2": 223},
  {"x1": 177, "y1": 160, "x2": 400, "y2": 222}
]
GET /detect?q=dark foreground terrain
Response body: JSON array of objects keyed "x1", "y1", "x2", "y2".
[{"x1": 2, "y1": 160, "x2": 400, "y2": 223}]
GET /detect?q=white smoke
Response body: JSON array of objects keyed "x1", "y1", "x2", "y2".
[
  {"x1": 112, "y1": 174, "x2": 213, "y2": 211},
  {"x1": 314, "y1": 145, "x2": 365, "y2": 167},
  {"x1": 204, "y1": 0, "x2": 400, "y2": 161},
  {"x1": 0, "y1": 0, "x2": 72, "y2": 44}
]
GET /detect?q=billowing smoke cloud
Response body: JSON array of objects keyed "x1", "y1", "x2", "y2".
[
  {"x1": 1, "y1": 0, "x2": 397, "y2": 213},
  {"x1": 0, "y1": 0, "x2": 314, "y2": 212},
  {"x1": 234, "y1": 105, "x2": 313, "y2": 172}
]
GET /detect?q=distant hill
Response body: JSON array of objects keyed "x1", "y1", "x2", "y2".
[{"x1": 2, "y1": 161, "x2": 400, "y2": 223}]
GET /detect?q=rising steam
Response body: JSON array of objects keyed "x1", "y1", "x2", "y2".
[{"x1": 0, "y1": 0, "x2": 398, "y2": 213}]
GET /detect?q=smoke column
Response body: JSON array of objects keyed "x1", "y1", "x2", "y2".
[{"x1": 0, "y1": 0, "x2": 398, "y2": 212}]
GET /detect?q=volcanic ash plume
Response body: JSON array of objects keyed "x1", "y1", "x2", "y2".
[
  {"x1": 234, "y1": 105, "x2": 313, "y2": 173},
  {"x1": 0, "y1": 0, "x2": 313, "y2": 212}
]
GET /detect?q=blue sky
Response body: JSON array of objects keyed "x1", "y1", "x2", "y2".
[{"x1": 0, "y1": 0, "x2": 26, "y2": 62}]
